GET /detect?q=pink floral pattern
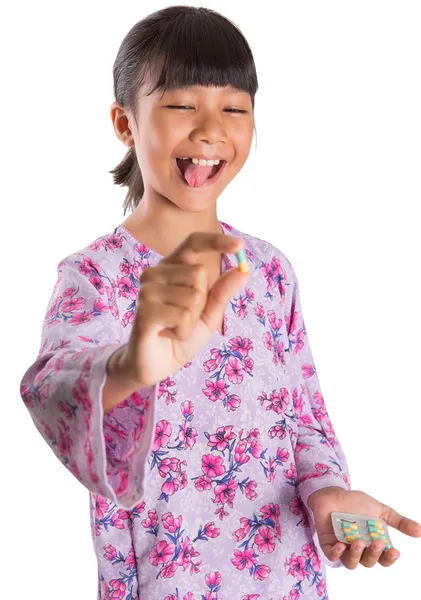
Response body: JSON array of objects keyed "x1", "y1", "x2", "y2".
[{"x1": 20, "y1": 221, "x2": 350, "y2": 599}]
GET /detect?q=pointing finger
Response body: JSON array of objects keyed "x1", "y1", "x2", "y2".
[{"x1": 165, "y1": 232, "x2": 243, "y2": 266}]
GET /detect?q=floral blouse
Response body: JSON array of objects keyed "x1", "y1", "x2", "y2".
[{"x1": 20, "y1": 220, "x2": 350, "y2": 600}]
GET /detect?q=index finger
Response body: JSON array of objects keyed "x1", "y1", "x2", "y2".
[{"x1": 165, "y1": 232, "x2": 243, "y2": 266}]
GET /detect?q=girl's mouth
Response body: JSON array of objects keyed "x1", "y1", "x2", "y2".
[{"x1": 174, "y1": 157, "x2": 227, "y2": 188}]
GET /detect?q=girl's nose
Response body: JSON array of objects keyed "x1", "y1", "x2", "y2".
[{"x1": 190, "y1": 116, "x2": 227, "y2": 145}]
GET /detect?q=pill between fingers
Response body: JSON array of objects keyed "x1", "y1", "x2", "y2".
[{"x1": 235, "y1": 250, "x2": 249, "y2": 273}]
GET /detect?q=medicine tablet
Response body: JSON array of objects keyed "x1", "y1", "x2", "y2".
[
  {"x1": 236, "y1": 249, "x2": 246, "y2": 262},
  {"x1": 235, "y1": 249, "x2": 249, "y2": 273}
]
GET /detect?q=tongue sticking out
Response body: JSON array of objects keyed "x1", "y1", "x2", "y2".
[{"x1": 183, "y1": 162, "x2": 214, "y2": 187}]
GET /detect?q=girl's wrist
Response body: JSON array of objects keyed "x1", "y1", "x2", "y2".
[
  {"x1": 107, "y1": 344, "x2": 142, "y2": 386},
  {"x1": 307, "y1": 486, "x2": 347, "y2": 511}
]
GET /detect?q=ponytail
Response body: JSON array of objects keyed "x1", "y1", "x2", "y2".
[{"x1": 109, "y1": 146, "x2": 144, "y2": 215}]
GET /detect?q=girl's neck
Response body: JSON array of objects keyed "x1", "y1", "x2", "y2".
[{"x1": 122, "y1": 192, "x2": 223, "y2": 257}]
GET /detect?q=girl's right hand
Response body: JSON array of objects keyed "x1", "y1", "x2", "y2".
[{"x1": 119, "y1": 231, "x2": 249, "y2": 388}]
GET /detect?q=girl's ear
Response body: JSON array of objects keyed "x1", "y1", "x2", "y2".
[{"x1": 110, "y1": 101, "x2": 134, "y2": 147}]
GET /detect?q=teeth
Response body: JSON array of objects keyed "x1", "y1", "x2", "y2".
[
  {"x1": 178, "y1": 157, "x2": 222, "y2": 166},
  {"x1": 192, "y1": 158, "x2": 220, "y2": 166}
]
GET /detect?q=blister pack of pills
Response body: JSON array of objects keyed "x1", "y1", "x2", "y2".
[{"x1": 331, "y1": 512, "x2": 393, "y2": 549}]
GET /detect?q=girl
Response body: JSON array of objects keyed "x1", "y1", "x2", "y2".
[{"x1": 20, "y1": 5, "x2": 420, "y2": 600}]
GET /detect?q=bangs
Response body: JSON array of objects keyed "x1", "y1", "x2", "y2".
[{"x1": 139, "y1": 10, "x2": 258, "y2": 105}]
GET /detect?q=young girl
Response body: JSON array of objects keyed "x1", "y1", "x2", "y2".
[{"x1": 20, "y1": 5, "x2": 420, "y2": 600}]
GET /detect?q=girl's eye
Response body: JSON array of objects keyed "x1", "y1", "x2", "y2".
[
  {"x1": 225, "y1": 108, "x2": 248, "y2": 114},
  {"x1": 166, "y1": 106, "x2": 247, "y2": 114}
]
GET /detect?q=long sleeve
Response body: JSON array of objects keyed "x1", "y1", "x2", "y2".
[
  {"x1": 281, "y1": 253, "x2": 351, "y2": 508},
  {"x1": 19, "y1": 251, "x2": 157, "y2": 510}
]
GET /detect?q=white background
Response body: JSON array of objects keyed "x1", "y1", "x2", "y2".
[{"x1": 1, "y1": 1, "x2": 420, "y2": 598}]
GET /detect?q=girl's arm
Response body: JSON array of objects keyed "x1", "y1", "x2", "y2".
[
  {"x1": 19, "y1": 252, "x2": 157, "y2": 510},
  {"x1": 280, "y1": 252, "x2": 351, "y2": 509}
]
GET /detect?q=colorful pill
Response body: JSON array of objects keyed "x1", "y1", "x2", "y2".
[
  {"x1": 369, "y1": 533, "x2": 379, "y2": 539},
  {"x1": 341, "y1": 521, "x2": 352, "y2": 528},
  {"x1": 236, "y1": 249, "x2": 249, "y2": 273},
  {"x1": 342, "y1": 528, "x2": 352, "y2": 533},
  {"x1": 350, "y1": 524, "x2": 359, "y2": 530},
  {"x1": 367, "y1": 520, "x2": 378, "y2": 526},
  {"x1": 236, "y1": 249, "x2": 246, "y2": 262},
  {"x1": 368, "y1": 520, "x2": 384, "y2": 528}
]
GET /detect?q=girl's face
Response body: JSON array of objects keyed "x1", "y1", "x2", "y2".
[{"x1": 111, "y1": 84, "x2": 254, "y2": 212}]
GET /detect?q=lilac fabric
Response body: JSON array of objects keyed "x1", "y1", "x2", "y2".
[{"x1": 20, "y1": 220, "x2": 350, "y2": 599}]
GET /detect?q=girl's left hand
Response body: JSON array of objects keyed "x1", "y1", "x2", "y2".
[{"x1": 307, "y1": 487, "x2": 421, "y2": 569}]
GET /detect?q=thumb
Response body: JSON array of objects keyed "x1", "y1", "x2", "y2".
[
  {"x1": 201, "y1": 267, "x2": 250, "y2": 332},
  {"x1": 382, "y1": 505, "x2": 421, "y2": 538}
]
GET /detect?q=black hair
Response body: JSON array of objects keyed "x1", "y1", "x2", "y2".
[{"x1": 109, "y1": 5, "x2": 259, "y2": 215}]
